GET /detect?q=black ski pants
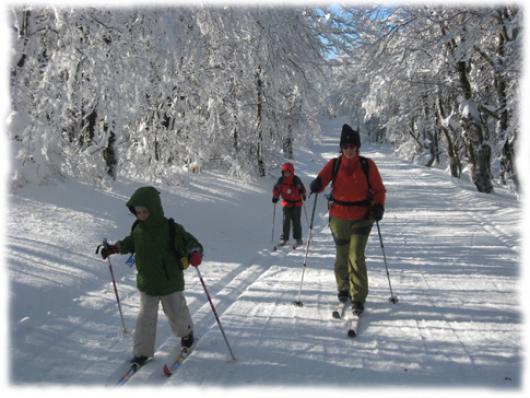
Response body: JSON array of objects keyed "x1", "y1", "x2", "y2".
[{"x1": 281, "y1": 206, "x2": 302, "y2": 241}]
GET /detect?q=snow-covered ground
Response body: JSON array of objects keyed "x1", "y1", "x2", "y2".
[{"x1": 5, "y1": 118, "x2": 524, "y2": 395}]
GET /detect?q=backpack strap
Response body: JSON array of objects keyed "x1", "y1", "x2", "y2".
[
  {"x1": 331, "y1": 156, "x2": 370, "y2": 186},
  {"x1": 359, "y1": 156, "x2": 374, "y2": 200},
  {"x1": 273, "y1": 176, "x2": 284, "y2": 192},
  {"x1": 331, "y1": 157, "x2": 341, "y2": 188},
  {"x1": 293, "y1": 175, "x2": 302, "y2": 187},
  {"x1": 292, "y1": 175, "x2": 306, "y2": 194},
  {"x1": 330, "y1": 155, "x2": 372, "y2": 200},
  {"x1": 359, "y1": 156, "x2": 370, "y2": 189}
]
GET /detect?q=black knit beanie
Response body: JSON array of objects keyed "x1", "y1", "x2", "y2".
[{"x1": 340, "y1": 124, "x2": 361, "y2": 148}]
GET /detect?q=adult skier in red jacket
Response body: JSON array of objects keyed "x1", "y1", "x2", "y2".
[{"x1": 310, "y1": 124, "x2": 386, "y2": 315}]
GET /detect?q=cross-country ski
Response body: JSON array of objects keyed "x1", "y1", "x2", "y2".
[
  {"x1": 332, "y1": 301, "x2": 349, "y2": 320},
  {"x1": 347, "y1": 314, "x2": 361, "y2": 338},
  {"x1": 163, "y1": 346, "x2": 193, "y2": 377},
  {"x1": 115, "y1": 359, "x2": 150, "y2": 386}
]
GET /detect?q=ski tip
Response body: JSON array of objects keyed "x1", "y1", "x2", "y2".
[
  {"x1": 163, "y1": 364, "x2": 172, "y2": 377},
  {"x1": 347, "y1": 329, "x2": 357, "y2": 338}
]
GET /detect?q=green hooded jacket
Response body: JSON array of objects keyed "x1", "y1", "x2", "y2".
[{"x1": 118, "y1": 186, "x2": 203, "y2": 296}]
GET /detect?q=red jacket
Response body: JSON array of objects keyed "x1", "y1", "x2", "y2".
[
  {"x1": 273, "y1": 175, "x2": 306, "y2": 208},
  {"x1": 316, "y1": 155, "x2": 386, "y2": 220}
]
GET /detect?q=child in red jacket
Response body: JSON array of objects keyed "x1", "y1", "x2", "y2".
[{"x1": 272, "y1": 162, "x2": 307, "y2": 246}]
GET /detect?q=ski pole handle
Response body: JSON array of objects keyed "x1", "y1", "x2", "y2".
[{"x1": 95, "y1": 238, "x2": 109, "y2": 255}]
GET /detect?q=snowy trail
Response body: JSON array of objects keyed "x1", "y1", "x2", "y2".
[
  {"x1": 7, "y1": 118, "x2": 521, "y2": 389},
  {"x1": 164, "y1": 122, "x2": 521, "y2": 388}
]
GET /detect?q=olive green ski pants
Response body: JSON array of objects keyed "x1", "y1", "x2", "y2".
[{"x1": 329, "y1": 217, "x2": 373, "y2": 304}]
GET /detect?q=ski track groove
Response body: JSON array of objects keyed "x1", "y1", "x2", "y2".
[
  {"x1": 405, "y1": 172, "x2": 517, "y2": 254},
  {"x1": 417, "y1": 272, "x2": 477, "y2": 366},
  {"x1": 463, "y1": 209, "x2": 519, "y2": 254}
]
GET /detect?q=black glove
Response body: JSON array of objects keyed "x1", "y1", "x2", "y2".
[
  {"x1": 272, "y1": 196, "x2": 279, "y2": 203},
  {"x1": 101, "y1": 244, "x2": 119, "y2": 259},
  {"x1": 369, "y1": 204, "x2": 384, "y2": 221},
  {"x1": 310, "y1": 177, "x2": 322, "y2": 193}
]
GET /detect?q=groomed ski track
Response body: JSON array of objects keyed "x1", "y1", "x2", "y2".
[{"x1": 8, "y1": 118, "x2": 521, "y2": 388}]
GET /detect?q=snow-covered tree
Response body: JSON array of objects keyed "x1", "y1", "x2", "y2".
[
  {"x1": 312, "y1": 5, "x2": 521, "y2": 193},
  {"x1": 8, "y1": 6, "x2": 326, "y2": 186}
]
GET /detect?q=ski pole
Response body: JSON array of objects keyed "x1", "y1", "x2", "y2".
[
  {"x1": 375, "y1": 221, "x2": 399, "y2": 304},
  {"x1": 194, "y1": 266, "x2": 236, "y2": 361},
  {"x1": 108, "y1": 256, "x2": 129, "y2": 334},
  {"x1": 272, "y1": 202, "x2": 277, "y2": 250},
  {"x1": 294, "y1": 193, "x2": 318, "y2": 307},
  {"x1": 96, "y1": 239, "x2": 129, "y2": 335},
  {"x1": 302, "y1": 200, "x2": 309, "y2": 226}
]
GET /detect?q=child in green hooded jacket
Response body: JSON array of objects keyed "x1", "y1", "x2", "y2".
[{"x1": 101, "y1": 186, "x2": 203, "y2": 366}]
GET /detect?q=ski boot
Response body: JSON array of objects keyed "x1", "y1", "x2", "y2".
[
  {"x1": 337, "y1": 290, "x2": 350, "y2": 303},
  {"x1": 130, "y1": 355, "x2": 149, "y2": 367},
  {"x1": 352, "y1": 301, "x2": 364, "y2": 315},
  {"x1": 181, "y1": 332, "x2": 194, "y2": 348}
]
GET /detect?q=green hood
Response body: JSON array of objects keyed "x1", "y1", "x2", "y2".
[{"x1": 126, "y1": 186, "x2": 165, "y2": 228}]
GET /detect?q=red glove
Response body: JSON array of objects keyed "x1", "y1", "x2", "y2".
[{"x1": 189, "y1": 252, "x2": 203, "y2": 267}]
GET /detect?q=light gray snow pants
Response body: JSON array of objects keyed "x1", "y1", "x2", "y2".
[{"x1": 133, "y1": 291, "x2": 193, "y2": 357}]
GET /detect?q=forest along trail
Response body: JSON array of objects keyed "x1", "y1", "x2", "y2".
[{"x1": 163, "y1": 127, "x2": 521, "y2": 387}]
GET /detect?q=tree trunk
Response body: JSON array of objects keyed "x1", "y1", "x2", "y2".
[
  {"x1": 461, "y1": 115, "x2": 493, "y2": 193},
  {"x1": 422, "y1": 96, "x2": 436, "y2": 168},
  {"x1": 102, "y1": 121, "x2": 117, "y2": 179},
  {"x1": 500, "y1": 137, "x2": 519, "y2": 189},
  {"x1": 233, "y1": 126, "x2": 238, "y2": 152},
  {"x1": 256, "y1": 65, "x2": 265, "y2": 177},
  {"x1": 13, "y1": 9, "x2": 31, "y2": 72},
  {"x1": 283, "y1": 124, "x2": 293, "y2": 159},
  {"x1": 457, "y1": 59, "x2": 493, "y2": 193},
  {"x1": 435, "y1": 96, "x2": 462, "y2": 178},
  {"x1": 232, "y1": 78, "x2": 239, "y2": 153},
  {"x1": 494, "y1": 8, "x2": 519, "y2": 190}
]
